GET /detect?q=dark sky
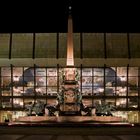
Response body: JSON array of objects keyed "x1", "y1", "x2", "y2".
[{"x1": 0, "y1": 0, "x2": 140, "y2": 33}]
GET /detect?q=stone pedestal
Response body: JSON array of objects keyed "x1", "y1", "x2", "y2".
[{"x1": 60, "y1": 67, "x2": 81, "y2": 115}]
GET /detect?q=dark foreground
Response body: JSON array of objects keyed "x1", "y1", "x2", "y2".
[
  {"x1": 0, "y1": 134, "x2": 140, "y2": 140},
  {"x1": 0, "y1": 122, "x2": 140, "y2": 135},
  {"x1": 0, "y1": 123, "x2": 140, "y2": 140}
]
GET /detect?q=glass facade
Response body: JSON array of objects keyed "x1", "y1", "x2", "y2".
[{"x1": 0, "y1": 66, "x2": 140, "y2": 123}]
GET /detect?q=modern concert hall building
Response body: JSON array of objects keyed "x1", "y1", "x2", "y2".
[{"x1": 0, "y1": 6, "x2": 140, "y2": 125}]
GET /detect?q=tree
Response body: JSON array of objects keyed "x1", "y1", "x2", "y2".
[
  {"x1": 95, "y1": 100, "x2": 116, "y2": 116},
  {"x1": 33, "y1": 100, "x2": 45, "y2": 116},
  {"x1": 57, "y1": 92, "x2": 64, "y2": 104},
  {"x1": 25, "y1": 102, "x2": 34, "y2": 116},
  {"x1": 25, "y1": 100, "x2": 45, "y2": 116}
]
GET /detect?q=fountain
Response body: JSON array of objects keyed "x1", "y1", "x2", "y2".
[{"x1": 12, "y1": 6, "x2": 124, "y2": 124}]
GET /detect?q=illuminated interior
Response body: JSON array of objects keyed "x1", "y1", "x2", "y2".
[{"x1": 0, "y1": 66, "x2": 140, "y2": 123}]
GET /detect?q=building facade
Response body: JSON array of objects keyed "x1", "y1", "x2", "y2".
[{"x1": 0, "y1": 33, "x2": 140, "y2": 123}]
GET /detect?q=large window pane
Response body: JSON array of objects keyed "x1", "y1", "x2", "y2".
[
  {"x1": 82, "y1": 87, "x2": 92, "y2": 96},
  {"x1": 129, "y1": 67, "x2": 138, "y2": 76},
  {"x1": 93, "y1": 68, "x2": 104, "y2": 76},
  {"x1": 116, "y1": 87, "x2": 127, "y2": 96},
  {"x1": 82, "y1": 68, "x2": 92, "y2": 76},
  {"x1": 1, "y1": 67, "x2": 11, "y2": 76},
  {"x1": 128, "y1": 87, "x2": 138, "y2": 96},
  {"x1": 47, "y1": 77, "x2": 57, "y2": 86},
  {"x1": 13, "y1": 98, "x2": 23, "y2": 108},
  {"x1": 117, "y1": 67, "x2": 127, "y2": 76},
  {"x1": 82, "y1": 77, "x2": 92, "y2": 87},
  {"x1": 116, "y1": 98, "x2": 126, "y2": 108},
  {"x1": 47, "y1": 68, "x2": 57, "y2": 76},
  {"x1": 35, "y1": 68, "x2": 46, "y2": 76},
  {"x1": 13, "y1": 87, "x2": 24, "y2": 96},
  {"x1": 35, "y1": 87, "x2": 46, "y2": 96},
  {"x1": 2, "y1": 98, "x2": 12, "y2": 108},
  {"x1": 82, "y1": 99, "x2": 92, "y2": 107},
  {"x1": 128, "y1": 97, "x2": 138, "y2": 108},
  {"x1": 105, "y1": 87, "x2": 115, "y2": 96},
  {"x1": 94, "y1": 77, "x2": 104, "y2": 87},
  {"x1": 23, "y1": 87, "x2": 34, "y2": 96},
  {"x1": 36, "y1": 77, "x2": 46, "y2": 86},
  {"x1": 47, "y1": 87, "x2": 57, "y2": 96},
  {"x1": 93, "y1": 87, "x2": 104, "y2": 96},
  {"x1": 105, "y1": 99, "x2": 115, "y2": 106},
  {"x1": 24, "y1": 99, "x2": 35, "y2": 109}
]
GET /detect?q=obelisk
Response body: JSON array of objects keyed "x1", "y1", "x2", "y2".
[{"x1": 66, "y1": 6, "x2": 74, "y2": 66}]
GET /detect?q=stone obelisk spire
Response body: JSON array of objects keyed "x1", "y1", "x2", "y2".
[{"x1": 66, "y1": 6, "x2": 74, "y2": 66}]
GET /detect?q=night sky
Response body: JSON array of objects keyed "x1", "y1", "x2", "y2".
[{"x1": 0, "y1": 0, "x2": 139, "y2": 33}]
